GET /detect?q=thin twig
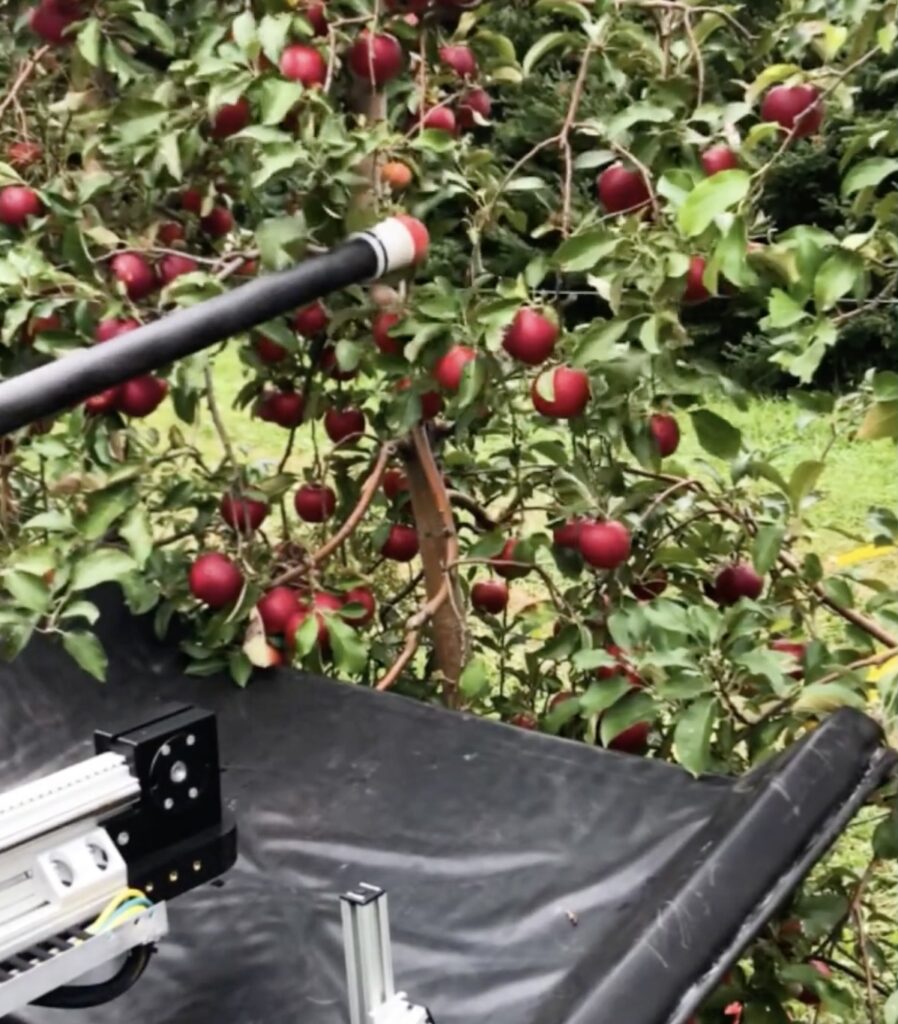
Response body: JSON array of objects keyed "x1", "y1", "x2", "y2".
[
  {"x1": 683, "y1": 12, "x2": 704, "y2": 110},
  {"x1": 0, "y1": 46, "x2": 49, "y2": 121},
  {"x1": 560, "y1": 43, "x2": 595, "y2": 237},
  {"x1": 203, "y1": 366, "x2": 238, "y2": 467},
  {"x1": 615, "y1": 0, "x2": 753, "y2": 40},
  {"x1": 852, "y1": 904, "x2": 877, "y2": 1021}
]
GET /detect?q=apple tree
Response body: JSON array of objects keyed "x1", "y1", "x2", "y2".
[{"x1": 3, "y1": 0, "x2": 898, "y2": 1017}]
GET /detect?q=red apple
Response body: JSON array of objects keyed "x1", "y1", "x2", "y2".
[
  {"x1": 303, "y1": 1, "x2": 328, "y2": 34},
  {"x1": 761, "y1": 84, "x2": 823, "y2": 139},
  {"x1": 348, "y1": 31, "x2": 404, "y2": 85},
  {"x1": 84, "y1": 388, "x2": 121, "y2": 416},
  {"x1": 342, "y1": 586, "x2": 377, "y2": 627},
  {"x1": 257, "y1": 390, "x2": 304, "y2": 428},
  {"x1": 25, "y1": 314, "x2": 62, "y2": 342},
  {"x1": 220, "y1": 493, "x2": 269, "y2": 532},
  {"x1": 509, "y1": 712, "x2": 537, "y2": 730},
  {"x1": 579, "y1": 521, "x2": 632, "y2": 570},
  {"x1": 7, "y1": 141, "x2": 43, "y2": 168},
  {"x1": 383, "y1": 468, "x2": 409, "y2": 500},
  {"x1": 596, "y1": 644, "x2": 643, "y2": 687},
  {"x1": 396, "y1": 377, "x2": 444, "y2": 419},
  {"x1": 257, "y1": 586, "x2": 301, "y2": 635},
  {"x1": 630, "y1": 569, "x2": 669, "y2": 601},
  {"x1": 285, "y1": 595, "x2": 341, "y2": 654},
  {"x1": 116, "y1": 376, "x2": 167, "y2": 417},
  {"x1": 439, "y1": 44, "x2": 477, "y2": 77},
  {"x1": 381, "y1": 524, "x2": 419, "y2": 562},
  {"x1": 294, "y1": 301, "x2": 328, "y2": 337},
  {"x1": 158, "y1": 253, "x2": 198, "y2": 285},
  {"x1": 433, "y1": 345, "x2": 477, "y2": 392},
  {"x1": 211, "y1": 97, "x2": 251, "y2": 139},
  {"x1": 373, "y1": 311, "x2": 402, "y2": 355},
  {"x1": 254, "y1": 334, "x2": 289, "y2": 364},
  {"x1": 771, "y1": 638, "x2": 806, "y2": 679},
  {"x1": 188, "y1": 552, "x2": 244, "y2": 608},
  {"x1": 503, "y1": 308, "x2": 558, "y2": 366},
  {"x1": 0, "y1": 186, "x2": 44, "y2": 227},
  {"x1": 649, "y1": 413, "x2": 680, "y2": 457},
  {"x1": 597, "y1": 164, "x2": 651, "y2": 215},
  {"x1": 714, "y1": 562, "x2": 764, "y2": 605},
  {"x1": 29, "y1": 0, "x2": 82, "y2": 45},
  {"x1": 490, "y1": 538, "x2": 530, "y2": 580},
  {"x1": 280, "y1": 44, "x2": 327, "y2": 86},
  {"x1": 421, "y1": 106, "x2": 457, "y2": 135},
  {"x1": 531, "y1": 366, "x2": 590, "y2": 419},
  {"x1": 319, "y1": 346, "x2": 357, "y2": 381},
  {"x1": 294, "y1": 483, "x2": 336, "y2": 522},
  {"x1": 200, "y1": 206, "x2": 233, "y2": 237},
  {"x1": 471, "y1": 579, "x2": 509, "y2": 615},
  {"x1": 607, "y1": 720, "x2": 650, "y2": 755},
  {"x1": 553, "y1": 520, "x2": 583, "y2": 550},
  {"x1": 110, "y1": 252, "x2": 157, "y2": 300},
  {"x1": 457, "y1": 88, "x2": 492, "y2": 129},
  {"x1": 683, "y1": 255, "x2": 711, "y2": 304},
  {"x1": 181, "y1": 188, "x2": 203, "y2": 214},
  {"x1": 797, "y1": 960, "x2": 831, "y2": 1006},
  {"x1": 701, "y1": 144, "x2": 740, "y2": 176},
  {"x1": 95, "y1": 318, "x2": 139, "y2": 343},
  {"x1": 324, "y1": 407, "x2": 366, "y2": 443},
  {"x1": 157, "y1": 221, "x2": 184, "y2": 245}
]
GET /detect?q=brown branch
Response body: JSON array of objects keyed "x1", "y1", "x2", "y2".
[
  {"x1": 852, "y1": 904, "x2": 877, "y2": 1022},
  {"x1": 375, "y1": 628, "x2": 423, "y2": 692},
  {"x1": 812, "y1": 647, "x2": 898, "y2": 687},
  {"x1": 0, "y1": 46, "x2": 50, "y2": 121},
  {"x1": 203, "y1": 366, "x2": 238, "y2": 468},
  {"x1": 447, "y1": 490, "x2": 497, "y2": 531},
  {"x1": 271, "y1": 442, "x2": 394, "y2": 586},
  {"x1": 560, "y1": 43, "x2": 595, "y2": 237},
  {"x1": 683, "y1": 13, "x2": 704, "y2": 110}
]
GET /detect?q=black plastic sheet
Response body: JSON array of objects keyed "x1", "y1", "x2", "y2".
[{"x1": 0, "y1": 597, "x2": 893, "y2": 1024}]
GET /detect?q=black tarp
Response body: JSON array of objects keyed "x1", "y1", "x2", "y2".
[{"x1": 0, "y1": 597, "x2": 893, "y2": 1024}]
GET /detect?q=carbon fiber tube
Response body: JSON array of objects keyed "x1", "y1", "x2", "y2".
[{"x1": 0, "y1": 216, "x2": 426, "y2": 436}]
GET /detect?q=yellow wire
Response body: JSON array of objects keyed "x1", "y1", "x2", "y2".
[{"x1": 87, "y1": 888, "x2": 149, "y2": 934}]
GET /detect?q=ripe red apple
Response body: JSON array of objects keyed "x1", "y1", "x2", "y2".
[
  {"x1": 158, "y1": 253, "x2": 198, "y2": 285},
  {"x1": 381, "y1": 524, "x2": 419, "y2": 562},
  {"x1": 25, "y1": 314, "x2": 62, "y2": 343},
  {"x1": 503, "y1": 308, "x2": 558, "y2": 366},
  {"x1": 373, "y1": 311, "x2": 402, "y2": 355},
  {"x1": 714, "y1": 562, "x2": 764, "y2": 605},
  {"x1": 381, "y1": 161, "x2": 413, "y2": 191},
  {"x1": 303, "y1": 1, "x2": 327, "y2": 34},
  {"x1": 509, "y1": 712, "x2": 537, "y2": 730},
  {"x1": 95, "y1": 317, "x2": 139, "y2": 343},
  {"x1": 157, "y1": 221, "x2": 184, "y2": 245},
  {"x1": 553, "y1": 520, "x2": 583, "y2": 550},
  {"x1": 348, "y1": 31, "x2": 404, "y2": 85},
  {"x1": 294, "y1": 483, "x2": 336, "y2": 522},
  {"x1": 596, "y1": 644, "x2": 643, "y2": 687},
  {"x1": 181, "y1": 188, "x2": 203, "y2": 214},
  {"x1": 771, "y1": 638, "x2": 806, "y2": 679},
  {"x1": 683, "y1": 255, "x2": 711, "y2": 304},
  {"x1": 607, "y1": 720, "x2": 650, "y2": 755},
  {"x1": 761, "y1": 84, "x2": 823, "y2": 139},
  {"x1": 318, "y1": 347, "x2": 356, "y2": 381},
  {"x1": 439, "y1": 44, "x2": 477, "y2": 77},
  {"x1": 200, "y1": 206, "x2": 233, "y2": 238},
  {"x1": 531, "y1": 366, "x2": 590, "y2": 419},
  {"x1": 84, "y1": 388, "x2": 121, "y2": 416},
  {"x1": 29, "y1": 0, "x2": 82, "y2": 45},
  {"x1": 649, "y1": 412, "x2": 680, "y2": 457},
  {"x1": 342, "y1": 586, "x2": 377, "y2": 627},
  {"x1": 116, "y1": 376, "x2": 167, "y2": 417},
  {"x1": 294, "y1": 301, "x2": 328, "y2": 337},
  {"x1": 285, "y1": 594, "x2": 342, "y2": 654},
  {"x1": 433, "y1": 346, "x2": 477, "y2": 392},
  {"x1": 0, "y1": 186, "x2": 44, "y2": 227},
  {"x1": 701, "y1": 144, "x2": 739, "y2": 176},
  {"x1": 211, "y1": 97, "x2": 251, "y2": 139},
  {"x1": 471, "y1": 579, "x2": 509, "y2": 615},
  {"x1": 257, "y1": 586, "x2": 301, "y2": 635},
  {"x1": 457, "y1": 88, "x2": 492, "y2": 129},
  {"x1": 396, "y1": 377, "x2": 444, "y2": 419},
  {"x1": 110, "y1": 252, "x2": 157, "y2": 300},
  {"x1": 630, "y1": 569, "x2": 669, "y2": 601},
  {"x1": 257, "y1": 390, "x2": 304, "y2": 428},
  {"x1": 797, "y1": 959, "x2": 831, "y2": 1006},
  {"x1": 383, "y1": 468, "x2": 409, "y2": 500},
  {"x1": 579, "y1": 521, "x2": 632, "y2": 570},
  {"x1": 188, "y1": 552, "x2": 244, "y2": 608},
  {"x1": 597, "y1": 164, "x2": 651, "y2": 215},
  {"x1": 421, "y1": 106, "x2": 457, "y2": 135},
  {"x1": 254, "y1": 334, "x2": 288, "y2": 364},
  {"x1": 324, "y1": 407, "x2": 366, "y2": 443},
  {"x1": 490, "y1": 538, "x2": 531, "y2": 580},
  {"x1": 7, "y1": 141, "x2": 42, "y2": 169},
  {"x1": 220, "y1": 493, "x2": 269, "y2": 532},
  {"x1": 280, "y1": 44, "x2": 327, "y2": 86}
]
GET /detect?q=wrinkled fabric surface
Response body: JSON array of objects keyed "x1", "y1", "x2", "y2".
[{"x1": 0, "y1": 597, "x2": 891, "y2": 1024}]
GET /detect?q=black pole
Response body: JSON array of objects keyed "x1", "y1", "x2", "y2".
[{"x1": 0, "y1": 237, "x2": 379, "y2": 437}]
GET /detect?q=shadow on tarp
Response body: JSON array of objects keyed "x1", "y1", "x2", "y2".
[{"x1": 0, "y1": 594, "x2": 893, "y2": 1024}]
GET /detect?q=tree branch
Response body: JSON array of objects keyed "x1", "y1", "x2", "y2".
[{"x1": 0, "y1": 46, "x2": 49, "y2": 121}]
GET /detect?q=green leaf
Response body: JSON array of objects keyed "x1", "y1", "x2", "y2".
[
  {"x1": 132, "y1": 10, "x2": 177, "y2": 53},
  {"x1": 673, "y1": 696, "x2": 717, "y2": 775},
  {"x1": 120, "y1": 505, "x2": 154, "y2": 568},
  {"x1": 457, "y1": 355, "x2": 486, "y2": 407},
  {"x1": 580, "y1": 678, "x2": 632, "y2": 715},
  {"x1": 255, "y1": 216, "x2": 307, "y2": 269},
  {"x1": 690, "y1": 409, "x2": 742, "y2": 459},
  {"x1": 460, "y1": 657, "x2": 491, "y2": 700},
  {"x1": 258, "y1": 13, "x2": 292, "y2": 65},
  {"x1": 79, "y1": 484, "x2": 135, "y2": 541},
  {"x1": 842, "y1": 157, "x2": 898, "y2": 197},
  {"x1": 574, "y1": 319, "x2": 629, "y2": 365},
  {"x1": 814, "y1": 251, "x2": 861, "y2": 311},
  {"x1": 71, "y1": 548, "x2": 137, "y2": 592},
  {"x1": 60, "y1": 600, "x2": 101, "y2": 625},
  {"x1": 599, "y1": 690, "x2": 655, "y2": 748},
  {"x1": 788, "y1": 460, "x2": 824, "y2": 510},
  {"x1": 328, "y1": 616, "x2": 368, "y2": 675},
  {"x1": 767, "y1": 289, "x2": 807, "y2": 328},
  {"x1": 62, "y1": 631, "x2": 108, "y2": 681},
  {"x1": 22, "y1": 510, "x2": 72, "y2": 532},
  {"x1": 158, "y1": 134, "x2": 182, "y2": 182},
  {"x1": 677, "y1": 170, "x2": 750, "y2": 237},
  {"x1": 77, "y1": 18, "x2": 103, "y2": 67},
  {"x1": 873, "y1": 371, "x2": 898, "y2": 402},
  {"x1": 2, "y1": 570, "x2": 51, "y2": 614},
  {"x1": 858, "y1": 401, "x2": 898, "y2": 441},
  {"x1": 747, "y1": 63, "x2": 802, "y2": 103},
  {"x1": 554, "y1": 230, "x2": 616, "y2": 273},
  {"x1": 230, "y1": 9, "x2": 257, "y2": 50},
  {"x1": 228, "y1": 650, "x2": 253, "y2": 688},
  {"x1": 607, "y1": 103, "x2": 674, "y2": 140},
  {"x1": 521, "y1": 31, "x2": 578, "y2": 75},
  {"x1": 259, "y1": 79, "x2": 305, "y2": 126},
  {"x1": 752, "y1": 526, "x2": 784, "y2": 574},
  {"x1": 794, "y1": 682, "x2": 865, "y2": 713},
  {"x1": 885, "y1": 991, "x2": 898, "y2": 1024}
]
